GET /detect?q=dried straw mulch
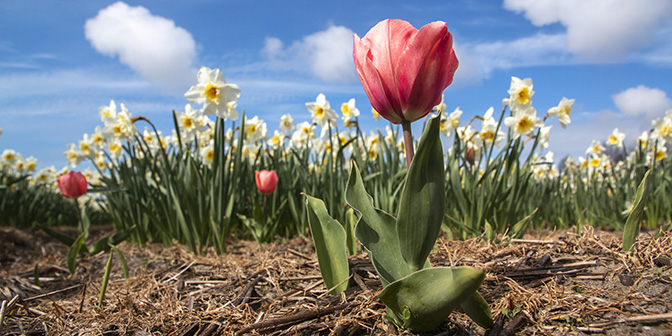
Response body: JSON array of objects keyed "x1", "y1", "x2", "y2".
[{"x1": 1, "y1": 226, "x2": 671, "y2": 335}]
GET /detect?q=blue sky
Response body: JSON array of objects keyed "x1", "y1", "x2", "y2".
[{"x1": 2, "y1": 0, "x2": 672, "y2": 170}]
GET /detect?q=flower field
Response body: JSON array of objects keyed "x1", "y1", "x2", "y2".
[{"x1": 1, "y1": 18, "x2": 672, "y2": 335}]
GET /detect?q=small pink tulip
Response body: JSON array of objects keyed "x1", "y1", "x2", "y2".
[
  {"x1": 255, "y1": 170, "x2": 278, "y2": 195},
  {"x1": 353, "y1": 19, "x2": 459, "y2": 124},
  {"x1": 57, "y1": 171, "x2": 88, "y2": 199}
]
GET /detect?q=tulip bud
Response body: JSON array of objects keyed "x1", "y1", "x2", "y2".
[
  {"x1": 353, "y1": 19, "x2": 458, "y2": 124},
  {"x1": 255, "y1": 170, "x2": 278, "y2": 195},
  {"x1": 57, "y1": 171, "x2": 88, "y2": 199}
]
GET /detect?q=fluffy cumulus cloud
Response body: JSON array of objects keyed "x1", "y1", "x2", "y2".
[
  {"x1": 503, "y1": 0, "x2": 672, "y2": 60},
  {"x1": 612, "y1": 85, "x2": 672, "y2": 120},
  {"x1": 85, "y1": 2, "x2": 197, "y2": 92},
  {"x1": 453, "y1": 33, "x2": 567, "y2": 84},
  {"x1": 262, "y1": 25, "x2": 356, "y2": 82}
]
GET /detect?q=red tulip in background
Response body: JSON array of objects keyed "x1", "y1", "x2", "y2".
[
  {"x1": 255, "y1": 170, "x2": 278, "y2": 195},
  {"x1": 57, "y1": 171, "x2": 88, "y2": 199},
  {"x1": 353, "y1": 19, "x2": 458, "y2": 125}
]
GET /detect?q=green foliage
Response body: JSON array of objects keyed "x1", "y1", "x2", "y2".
[
  {"x1": 623, "y1": 170, "x2": 651, "y2": 252},
  {"x1": 308, "y1": 114, "x2": 491, "y2": 332}
]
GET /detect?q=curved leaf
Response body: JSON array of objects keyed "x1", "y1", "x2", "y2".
[
  {"x1": 396, "y1": 113, "x2": 445, "y2": 271},
  {"x1": 378, "y1": 266, "x2": 485, "y2": 333},
  {"x1": 623, "y1": 170, "x2": 651, "y2": 252},
  {"x1": 345, "y1": 161, "x2": 411, "y2": 286},
  {"x1": 305, "y1": 194, "x2": 350, "y2": 294},
  {"x1": 461, "y1": 292, "x2": 493, "y2": 329}
]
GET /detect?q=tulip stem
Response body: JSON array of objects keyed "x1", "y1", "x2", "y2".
[{"x1": 402, "y1": 120, "x2": 415, "y2": 168}]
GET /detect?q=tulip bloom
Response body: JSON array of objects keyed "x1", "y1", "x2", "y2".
[
  {"x1": 57, "y1": 171, "x2": 88, "y2": 199},
  {"x1": 255, "y1": 170, "x2": 278, "y2": 195},
  {"x1": 353, "y1": 19, "x2": 458, "y2": 125}
]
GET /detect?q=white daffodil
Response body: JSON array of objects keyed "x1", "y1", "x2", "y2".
[
  {"x1": 200, "y1": 142, "x2": 215, "y2": 168},
  {"x1": 177, "y1": 104, "x2": 207, "y2": 142},
  {"x1": 306, "y1": 93, "x2": 338, "y2": 130},
  {"x1": 184, "y1": 66, "x2": 241, "y2": 120},
  {"x1": 341, "y1": 98, "x2": 360, "y2": 118},
  {"x1": 279, "y1": 114, "x2": 294, "y2": 133},
  {"x1": 440, "y1": 107, "x2": 463, "y2": 138},
  {"x1": 64, "y1": 143, "x2": 81, "y2": 167},
  {"x1": 107, "y1": 139, "x2": 123, "y2": 160},
  {"x1": 537, "y1": 126, "x2": 552, "y2": 151},
  {"x1": 1, "y1": 149, "x2": 17, "y2": 165},
  {"x1": 371, "y1": 108, "x2": 381, "y2": 120},
  {"x1": 432, "y1": 94, "x2": 447, "y2": 114},
  {"x1": 652, "y1": 117, "x2": 672, "y2": 142},
  {"x1": 547, "y1": 97, "x2": 575, "y2": 128},
  {"x1": 24, "y1": 156, "x2": 37, "y2": 172},
  {"x1": 637, "y1": 131, "x2": 650, "y2": 149},
  {"x1": 79, "y1": 134, "x2": 95, "y2": 159},
  {"x1": 13, "y1": 154, "x2": 26, "y2": 173},
  {"x1": 504, "y1": 106, "x2": 543, "y2": 139},
  {"x1": 606, "y1": 128, "x2": 626, "y2": 148},
  {"x1": 480, "y1": 107, "x2": 506, "y2": 147},
  {"x1": 99, "y1": 100, "x2": 117, "y2": 122},
  {"x1": 34, "y1": 166, "x2": 56, "y2": 185},
  {"x1": 94, "y1": 155, "x2": 108, "y2": 171},
  {"x1": 91, "y1": 126, "x2": 106, "y2": 150},
  {"x1": 267, "y1": 130, "x2": 285, "y2": 149},
  {"x1": 503, "y1": 77, "x2": 534, "y2": 111},
  {"x1": 585, "y1": 140, "x2": 605, "y2": 156},
  {"x1": 244, "y1": 116, "x2": 267, "y2": 144},
  {"x1": 102, "y1": 114, "x2": 134, "y2": 141},
  {"x1": 290, "y1": 121, "x2": 316, "y2": 148}
]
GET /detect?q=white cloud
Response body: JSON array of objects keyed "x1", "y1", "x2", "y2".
[
  {"x1": 503, "y1": 0, "x2": 672, "y2": 60},
  {"x1": 84, "y1": 1, "x2": 197, "y2": 92},
  {"x1": 262, "y1": 25, "x2": 356, "y2": 82},
  {"x1": 612, "y1": 85, "x2": 672, "y2": 120},
  {"x1": 452, "y1": 33, "x2": 568, "y2": 83}
]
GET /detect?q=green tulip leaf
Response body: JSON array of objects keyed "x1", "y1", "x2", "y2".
[
  {"x1": 397, "y1": 113, "x2": 446, "y2": 271},
  {"x1": 67, "y1": 232, "x2": 87, "y2": 275},
  {"x1": 511, "y1": 208, "x2": 538, "y2": 239},
  {"x1": 378, "y1": 266, "x2": 486, "y2": 333},
  {"x1": 460, "y1": 292, "x2": 493, "y2": 329},
  {"x1": 623, "y1": 170, "x2": 651, "y2": 252},
  {"x1": 345, "y1": 161, "x2": 412, "y2": 286},
  {"x1": 344, "y1": 208, "x2": 358, "y2": 256},
  {"x1": 305, "y1": 194, "x2": 350, "y2": 295}
]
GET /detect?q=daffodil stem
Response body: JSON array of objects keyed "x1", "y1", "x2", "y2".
[{"x1": 402, "y1": 120, "x2": 414, "y2": 169}]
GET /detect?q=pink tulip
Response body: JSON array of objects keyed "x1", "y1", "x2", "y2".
[
  {"x1": 57, "y1": 171, "x2": 88, "y2": 199},
  {"x1": 255, "y1": 170, "x2": 278, "y2": 195},
  {"x1": 353, "y1": 19, "x2": 459, "y2": 124}
]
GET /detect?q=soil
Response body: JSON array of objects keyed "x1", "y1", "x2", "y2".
[{"x1": 1, "y1": 226, "x2": 671, "y2": 335}]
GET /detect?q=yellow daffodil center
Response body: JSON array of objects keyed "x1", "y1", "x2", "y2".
[
  {"x1": 516, "y1": 88, "x2": 531, "y2": 105},
  {"x1": 481, "y1": 130, "x2": 495, "y2": 142},
  {"x1": 590, "y1": 158, "x2": 601, "y2": 168},
  {"x1": 79, "y1": 142, "x2": 91, "y2": 154},
  {"x1": 368, "y1": 148, "x2": 378, "y2": 160},
  {"x1": 316, "y1": 106, "x2": 324, "y2": 118},
  {"x1": 206, "y1": 150, "x2": 215, "y2": 161},
  {"x1": 658, "y1": 124, "x2": 671, "y2": 137},
  {"x1": 204, "y1": 84, "x2": 220, "y2": 102},
  {"x1": 517, "y1": 117, "x2": 534, "y2": 134},
  {"x1": 591, "y1": 144, "x2": 602, "y2": 155},
  {"x1": 341, "y1": 103, "x2": 350, "y2": 115},
  {"x1": 559, "y1": 105, "x2": 571, "y2": 116},
  {"x1": 607, "y1": 135, "x2": 618, "y2": 145},
  {"x1": 655, "y1": 150, "x2": 665, "y2": 161}
]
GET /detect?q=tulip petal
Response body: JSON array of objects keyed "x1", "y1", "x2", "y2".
[
  {"x1": 354, "y1": 36, "x2": 403, "y2": 124},
  {"x1": 398, "y1": 22, "x2": 458, "y2": 121}
]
